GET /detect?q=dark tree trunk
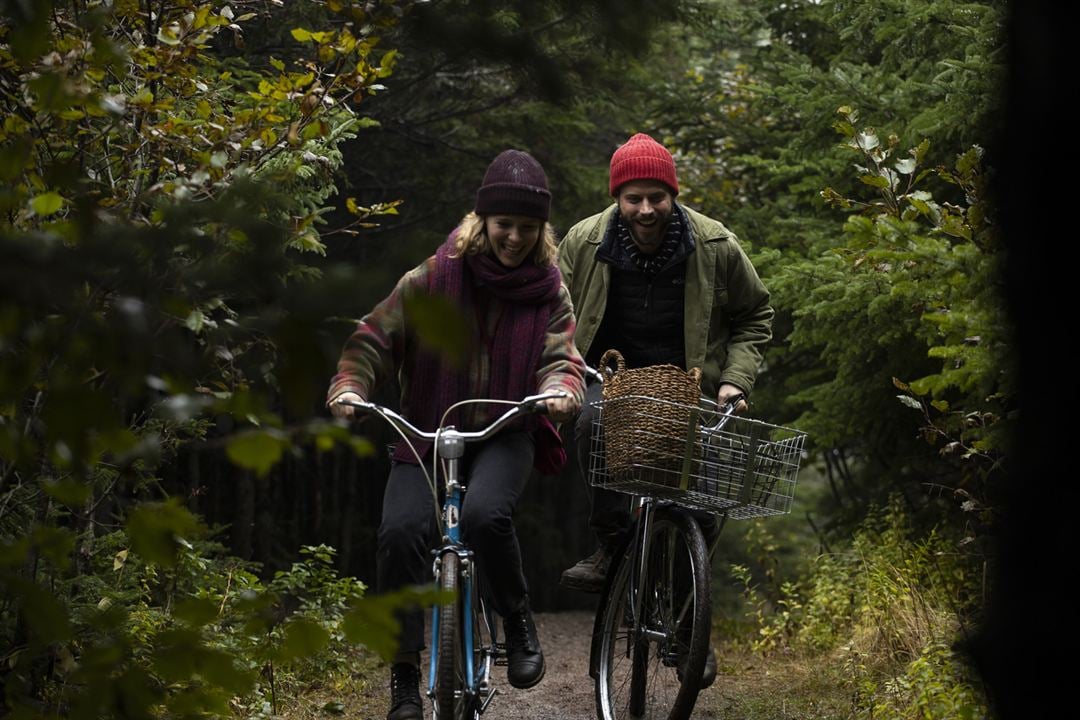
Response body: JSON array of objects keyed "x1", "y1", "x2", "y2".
[{"x1": 233, "y1": 469, "x2": 254, "y2": 560}]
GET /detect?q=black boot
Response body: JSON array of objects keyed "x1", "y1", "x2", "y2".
[
  {"x1": 387, "y1": 662, "x2": 423, "y2": 720},
  {"x1": 503, "y1": 597, "x2": 545, "y2": 689}
]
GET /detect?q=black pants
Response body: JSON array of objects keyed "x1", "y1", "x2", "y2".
[
  {"x1": 574, "y1": 381, "x2": 719, "y2": 548},
  {"x1": 377, "y1": 431, "x2": 534, "y2": 654}
]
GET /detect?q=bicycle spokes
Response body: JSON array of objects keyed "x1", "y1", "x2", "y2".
[{"x1": 595, "y1": 507, "x2": 710, "y2": 720}]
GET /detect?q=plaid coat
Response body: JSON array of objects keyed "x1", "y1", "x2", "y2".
[{"x1": 327, "y1": 253, "x2": 586, "y2": 431}]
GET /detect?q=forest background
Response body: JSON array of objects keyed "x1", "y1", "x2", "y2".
[{"x1": 0, "y1": 0, "x2": 1063, "y2": 718}]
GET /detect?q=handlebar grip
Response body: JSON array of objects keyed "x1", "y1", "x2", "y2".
[
  {"x1": 526, "y1": 389, "x2": 568, "y2": 416},
  {"x1": 335, "y1": 397, "x2": 377, "y2": 413},
  {"x1": 720, "y1": 393, "x2": 746, "y2": 415}
]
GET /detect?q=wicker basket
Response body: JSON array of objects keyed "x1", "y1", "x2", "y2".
[
  {"x1": 587, "y1": 397, "x2": 806, "y2": 517},
  {"x1": 598, "y1": 349, "x2": 703, "y2": 488}
]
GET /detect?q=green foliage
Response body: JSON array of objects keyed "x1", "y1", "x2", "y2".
[
  {"x1": 226, "y1": 429, "x2": 289, "y2": 478},
  {"x1": 0, "y1": 0, "x2": 409, "y2": 478},
  {"x1": 635, "y1": 13, "x2": 1013, "y2": 616},
  {"x1": 2, "y1": 517, "x2": 443, "y2": 718},
  {"x1": 770, "y1": 107, "x2": 1012, "y2": 512},
  {"x1": 730, "y1": 562, "x2": 803, "y2": 655},
  {"x1": 0, "y1": 0, "x2": 1012, "y2": 713},
  {"x1": 733, "y1": 498, "x2": 987, "y2": 718},
  {"x1": 127, "y1": 499, "x2": 203, "y2": 567},
  {"x1": 799, "y1": 504, "x2": 973, "y2": 654},
  {"x1": 0, "y1": 1, "x2": 431, "y2": 715},
  {"x1": 330, "y1": 0, "x2": 695, "y2": 264},
  {"x1": 343, "y1": 585, "x2": 453, "y2": 662},
  {"x1": 641, "y1": 0, "x2": 1009, "y2": 516},
  {"x1": 872, "y1": 641, "x2": 985, "y2": 720},
  {"x1": 648, "y1": 0, "x2": 1004, "y2": 228}
]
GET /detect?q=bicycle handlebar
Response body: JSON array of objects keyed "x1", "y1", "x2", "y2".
[
  {"x1": 335, "y1": 390, "x2": 569, "y2": 443},
  {"x1": 584, "y1": 365, "x2": 605, "y2": 384}
]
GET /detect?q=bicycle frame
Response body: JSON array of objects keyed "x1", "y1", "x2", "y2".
[
  {"x1": 427, "y1": 428, "x2": 493, "y2": 716},
  {"x1": 628, "y1": 498, "x2": 658, "y2": 644},
  {"x1": 630, "y1": 500, "x2": 729, "y2": 652},
  {"x1": 617, "y1": 497, "x2": 689, "y2": 656}
]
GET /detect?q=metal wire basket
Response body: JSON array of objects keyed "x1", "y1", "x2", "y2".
[{"x1": 587, "y1": 395, "x2": 807, "y2": 518}]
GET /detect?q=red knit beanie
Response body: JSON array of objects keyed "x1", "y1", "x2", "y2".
[
  {"x1": 475, "y1": 149, "x2": 551, "y2": 220},
  {"x1": 608, "y1": 133, "x2": 679, "y2": 197}
]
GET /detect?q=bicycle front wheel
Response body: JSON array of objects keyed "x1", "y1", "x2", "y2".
[
  {"x1": 594, "y1": 506, "x2": 711, "y2": 720},
  {"x1": 436, "y1": 551, "x2": 472, "y2": 719}
]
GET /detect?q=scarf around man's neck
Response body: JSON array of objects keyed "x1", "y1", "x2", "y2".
[
  {"x1": 616, "y1": 204, "x2": 686, "y2": 276},
  {"x1": 393, "y1": 230, "x2": 565, "y2": 470}
]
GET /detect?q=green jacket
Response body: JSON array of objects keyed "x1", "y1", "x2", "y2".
[{"x1": 557, "y1": 204, "x2": 773, "y2": 398}]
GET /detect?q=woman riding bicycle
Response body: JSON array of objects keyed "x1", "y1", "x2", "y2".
[{"x1": 327, "y1": 150, "x2": 585, "y2": 720}]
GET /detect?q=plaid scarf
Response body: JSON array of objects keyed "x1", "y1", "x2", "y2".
[{"x1": 393, "y1": 231, "x2": 563, "y2": 468}]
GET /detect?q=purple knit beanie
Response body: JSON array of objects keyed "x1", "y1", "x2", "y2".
[
  {"x1": 609, "y1": 133, "x2": 680, "y2": 197},
  {"x1": 475, "y1": 150, "x2": 551, "y2": 221}
]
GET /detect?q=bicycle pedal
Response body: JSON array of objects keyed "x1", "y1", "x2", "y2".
[{"x1": 493, "y1": 642, "x2": 508, "y2": 665}]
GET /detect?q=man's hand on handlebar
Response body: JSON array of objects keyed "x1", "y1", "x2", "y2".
[
  {"x1": 330, "y1": 391, "x2": 365, "y2": 419},
  {"x1": 543, "y1": 393, "x2": 580, "y2": 423},
  {"x1": 717, "y1": 383, "x2": 748, "y2": 414}
]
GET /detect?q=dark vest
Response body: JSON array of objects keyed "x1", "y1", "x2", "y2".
[{"x1": 588, "y1": 206, "x2": 693, "y2": 370}]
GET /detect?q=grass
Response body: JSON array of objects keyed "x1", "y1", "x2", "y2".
[
  {"x1": 700, "y1": 642, "x2": 854, "y2": 720},
  {"x1": 274, "y1": 646, "x2": 387, "y2": 719}
]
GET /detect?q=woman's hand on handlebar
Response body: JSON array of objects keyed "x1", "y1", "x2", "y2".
[
  {"x1": 717, "y1": 383, "x2": 748, "y2": 414},
  {"x1": 329, "y1": 391, "x2": 365, "y2": 420},
  {"x1": 544, "y1": 392, "x2": 580, "y2": 423}
]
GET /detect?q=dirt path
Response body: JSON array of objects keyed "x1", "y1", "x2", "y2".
[
  {"x1": 483, "y1": 610, "x2": 596, "y2": 720},
  {"x1": 315, "y1": 611, "x2": 599, "y2": 720},
  {"x1": 500, "y1": 612, "x2": 803, "y2": 720},
  {"x1": 445, "y1": 610, "x2": 735, "y2": 720},
  {"x1": 293, "y1": 611, "x2": 850, "y2": 719}
]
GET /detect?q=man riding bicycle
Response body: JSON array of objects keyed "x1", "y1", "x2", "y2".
[{"x1": 557, "y1": 133, "x2": 773, "y2": 683}]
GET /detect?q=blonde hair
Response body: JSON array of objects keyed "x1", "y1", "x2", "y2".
[{"x1": 449, "y1": 211, "x2": 558, "y2": 266}]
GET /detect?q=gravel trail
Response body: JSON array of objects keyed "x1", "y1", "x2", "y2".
[{"x1": 482, "y1": 610, "x2": 596, "y2": 720}]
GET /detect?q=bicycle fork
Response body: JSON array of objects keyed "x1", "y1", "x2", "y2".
[
  {"x1": 630, "y1": 498, "x2": 659, "y2": 643},
  {"x1": 629, "y1": 500, "x2": 692, "y2": 665}
]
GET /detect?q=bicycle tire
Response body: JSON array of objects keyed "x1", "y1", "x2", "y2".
[
  {"x1": 594, "y1": 506, "x2": 711, "y2": 720},
  {"x1": 436, "y1": 551, "x2": 467, "y2": 719}
]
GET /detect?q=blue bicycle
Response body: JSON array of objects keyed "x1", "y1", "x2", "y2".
[{"x1": 338, "y1": 392, "x2": 565, "y2": 719}]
